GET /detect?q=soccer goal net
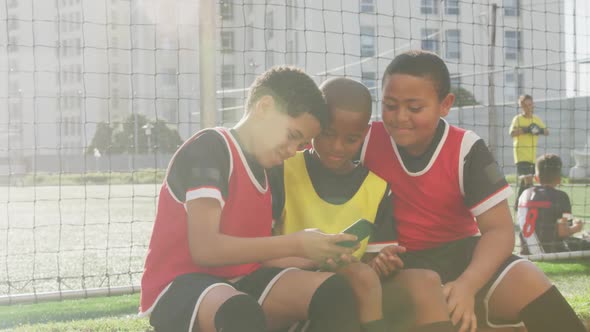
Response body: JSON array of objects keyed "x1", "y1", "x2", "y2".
[{"x1": 1, "y1": 0, "x2": 589, "y2": 304}]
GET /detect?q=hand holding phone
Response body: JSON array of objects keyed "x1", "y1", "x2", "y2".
[{"x1": 337, "y1": 218, "x2": 375, "y2": 248}]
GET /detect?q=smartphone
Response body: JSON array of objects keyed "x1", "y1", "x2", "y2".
[{"x1": 337, "y1": 218, "x2": 375, "y2": 248}]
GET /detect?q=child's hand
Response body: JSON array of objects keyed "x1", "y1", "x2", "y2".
[
  {"x1": 442, "y1": 280, "x2": 477, "y2": 332},
  {"x1": 520, "y1": 126, "x2": 532, "y2": 134},
  {"x1": 367, "y1": 245, "x2": 405, "y2": 278},
  {"x1": 320, "y1": 254, "x2": 359, "y2": 271},
  {"x1": 572, "y1": 220, "x2": 584, "y2": 233},
  {"x1": 528, "y1": 123, "x2": 543, "y2": 135},
  {"x1": 294, "y1": 228, "x2": 356, "y2": 264}
]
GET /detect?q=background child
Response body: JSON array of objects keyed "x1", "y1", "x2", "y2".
[
  {"x1": 270, "y1": 77, "x2": 455, "y2": 332},
  {"x1": 140, "y1": 66, "x2": 361, "y2": 332},
  {"x1": 509, "y1": 94, "x2": 549, "y2": 210},
  {"x1": 518, "y1": 153, "x2": 590, "y2": 255},
  {"x1": 361, "y1": 50, "x2": 586, "y2": 332}
]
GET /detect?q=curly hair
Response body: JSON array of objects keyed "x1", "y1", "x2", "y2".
[{"x1": 246, "y1": 66, "x2": 329, "y2": 129}]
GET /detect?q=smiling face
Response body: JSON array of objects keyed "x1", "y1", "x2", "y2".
[
  {"x1": 251, "y1": 96, "x2": 321, "y2": 168},
  {"x1": 312, "y1": 107, "x2": 369, "y2": 173},
  {"x1": 381, "y1": 73, "x2": 455, "y2": 156}
]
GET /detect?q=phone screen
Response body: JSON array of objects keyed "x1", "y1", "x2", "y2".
[{"x1": 337, "y1": 219, "x2": 375, "y2": 248}]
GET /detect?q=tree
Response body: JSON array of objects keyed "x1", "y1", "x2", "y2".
[
  {"x1": 151, "y1": 119, "x2": 183, "y2": 153},
  {"x1": 451, "y1": 86, "x2": 479, "y2": 107},
  {"x1": 87, "y1": 114, "x2": 183, "y2": 154},
  {"x1": 117, "y1": 113, "x2": 149, "y2": 154},
  {"x1": 86, "y1": 122, "x2": 113, "y2": 155}
]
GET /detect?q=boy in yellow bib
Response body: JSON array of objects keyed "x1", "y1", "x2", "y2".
[
  {"x1": 269, "y1": 78, "x2": 458, "y2": 332},
  {"x1": 509, "y1": 94, "x2": 549, "y2": 210}
]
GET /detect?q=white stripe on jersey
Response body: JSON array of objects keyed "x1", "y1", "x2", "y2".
[
  {"x1": 185, "y1": 187, "x2": 225, "y2": 208},
  {"x1": 165, "y1": 128, "x2": 234, "y2": 204},
  {"x1": 391, "y1": 119, "x2": 450, "y2": 177},
  {"x1": 360, "y1": 125, "x2": 372, "y2": 164},
  {"x1": 458, "y1": 130, "x2": 481, "y2": 196},
  {"x1": 224, "y1": 130, "x2": 267, "y2": 194},
  {"x1": 470, "y1": 185, "x2": 513, "y2": 217}
]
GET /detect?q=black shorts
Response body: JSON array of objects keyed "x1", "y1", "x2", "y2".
[
  {"x1": 148, "y1": 267, "x2": 297, "y2": 332},
  {"x1": 516, "y1": 162, "x2": 535, "y2": 177},
  {"x1": 398, "y1": 236, "x2": 526, "y2": 328}
]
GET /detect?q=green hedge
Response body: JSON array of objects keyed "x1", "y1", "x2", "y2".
[{"x1": 21, "y1": 169, "x2": 166, "y2": 186}]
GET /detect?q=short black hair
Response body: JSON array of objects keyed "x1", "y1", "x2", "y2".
[
  {"x1": 320, "y1": 77, "x2": 372, "y2": 118},
  {"x1": 382, "y1": 50, "x2": 451, "y2": 100},
  {"x1": 246, "y1": 66, "x2": 329, "y2": 129},
  {"x1": 536, "y1": 154, "x2": 562, "y2": 184},
  {"x1": 519, "y1": 94, "x2": 533, "y2": 106}
]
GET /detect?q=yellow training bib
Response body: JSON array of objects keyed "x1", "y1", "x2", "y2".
[{"x1": 280, "y1": 152, "x2": 387, "y2": 258}]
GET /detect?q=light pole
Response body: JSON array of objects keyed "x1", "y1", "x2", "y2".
[
  {"x1": 577, "y1": 58, "x2": 590, "y2": 95},
  {"x1": 487, "y1": 4, "x2": 498, "y2": 158},
  {"x1": 142, "y1": 123, "x2": 154, "y2": 154},
  {"x1": 199, "y1": 0, "x2": 217, "y2": 128}
]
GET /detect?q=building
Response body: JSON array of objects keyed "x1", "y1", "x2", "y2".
[
  {"x1": 1, "y1": 0, "x2": 199, "y2": 174},
  {"x1": 219, "y1": 0, "x2": 569, "y2": 120},
  {"x1": 0, "y1": 0, "x2": 579, "y2": 174}
]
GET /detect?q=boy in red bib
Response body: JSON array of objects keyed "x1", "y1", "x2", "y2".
[
  {"x1": 140, "y1": 67, "x2": 361, "y2": 332},
  {"x1": 270, "y1": 77, "x2": 456, "y2": 332},
  {"x1": 362, "y1": 51, "x2": 586, "y2": 332}
]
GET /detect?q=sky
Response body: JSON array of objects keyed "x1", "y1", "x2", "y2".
[{"x1": 566, "y1": 0, "x2": 590, "y2": 96}]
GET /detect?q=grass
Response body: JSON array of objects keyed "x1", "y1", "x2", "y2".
[
  {"x1": 2, "y1": 317, "x2": 152, "y2": 332},
  {"x1": 1, "y1": 260, "x2": 588, "y2": 331},
  {"x1": 0, "y1": 184, "x2": 158, "y2": 295},
  {"x1": 0, "y1": 179, "x2": 589, "y2": 330},
  {"x1": 535, "y1": 260, "x2": 590, "y2": 321},
  {"x1": 0, "y1": 294, "x2": 151, "y2": 331}
]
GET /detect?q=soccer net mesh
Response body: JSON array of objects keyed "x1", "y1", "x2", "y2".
[{"x1": 1, "y1": 0, "x2": 589, "y2": 303}]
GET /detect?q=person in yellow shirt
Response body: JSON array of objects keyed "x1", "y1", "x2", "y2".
[
  {"x1": 509, "y1": 94, "x2": 549, "y2": 209},
  {"x1": 269, "y1": 77, "x2": 455, "y2": 332}
]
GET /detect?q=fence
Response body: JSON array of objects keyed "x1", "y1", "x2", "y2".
[{"x1": 1, "y1": 0, "x2": 590, "y2": 304}]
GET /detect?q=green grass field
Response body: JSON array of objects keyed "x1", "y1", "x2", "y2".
[
  {"x1": 0, "y1": 184, "x2": 158, "y2": 295},
  {"x1": 1, "y1": 182, "x2": 588, "y2": 296},
  {"x1": 0, "y1": 294, "x2": 152, "y2": 331},
  {"x1": 0, "y1": 181, "x2": 589, "y2": 330},
  {"x1": 0, "y1": 260, "x2": 588, "y2": 331}
]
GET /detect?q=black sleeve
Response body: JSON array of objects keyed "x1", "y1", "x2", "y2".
[
  {"x1": 167, "y1": 130, "x2": 230, "y2": 202},
  {"x1": 368, "y1": 185, "x2": 397, "y2": 244},
  {"x1": 559, "y1": 191, "x2": 572, "y2": 216},
  {"x1": 268, "y1": 164, "x2": 286, "y2": 222},
  {"x1": 463, "y1": 139, "x2": 510, "y2": 208}
]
